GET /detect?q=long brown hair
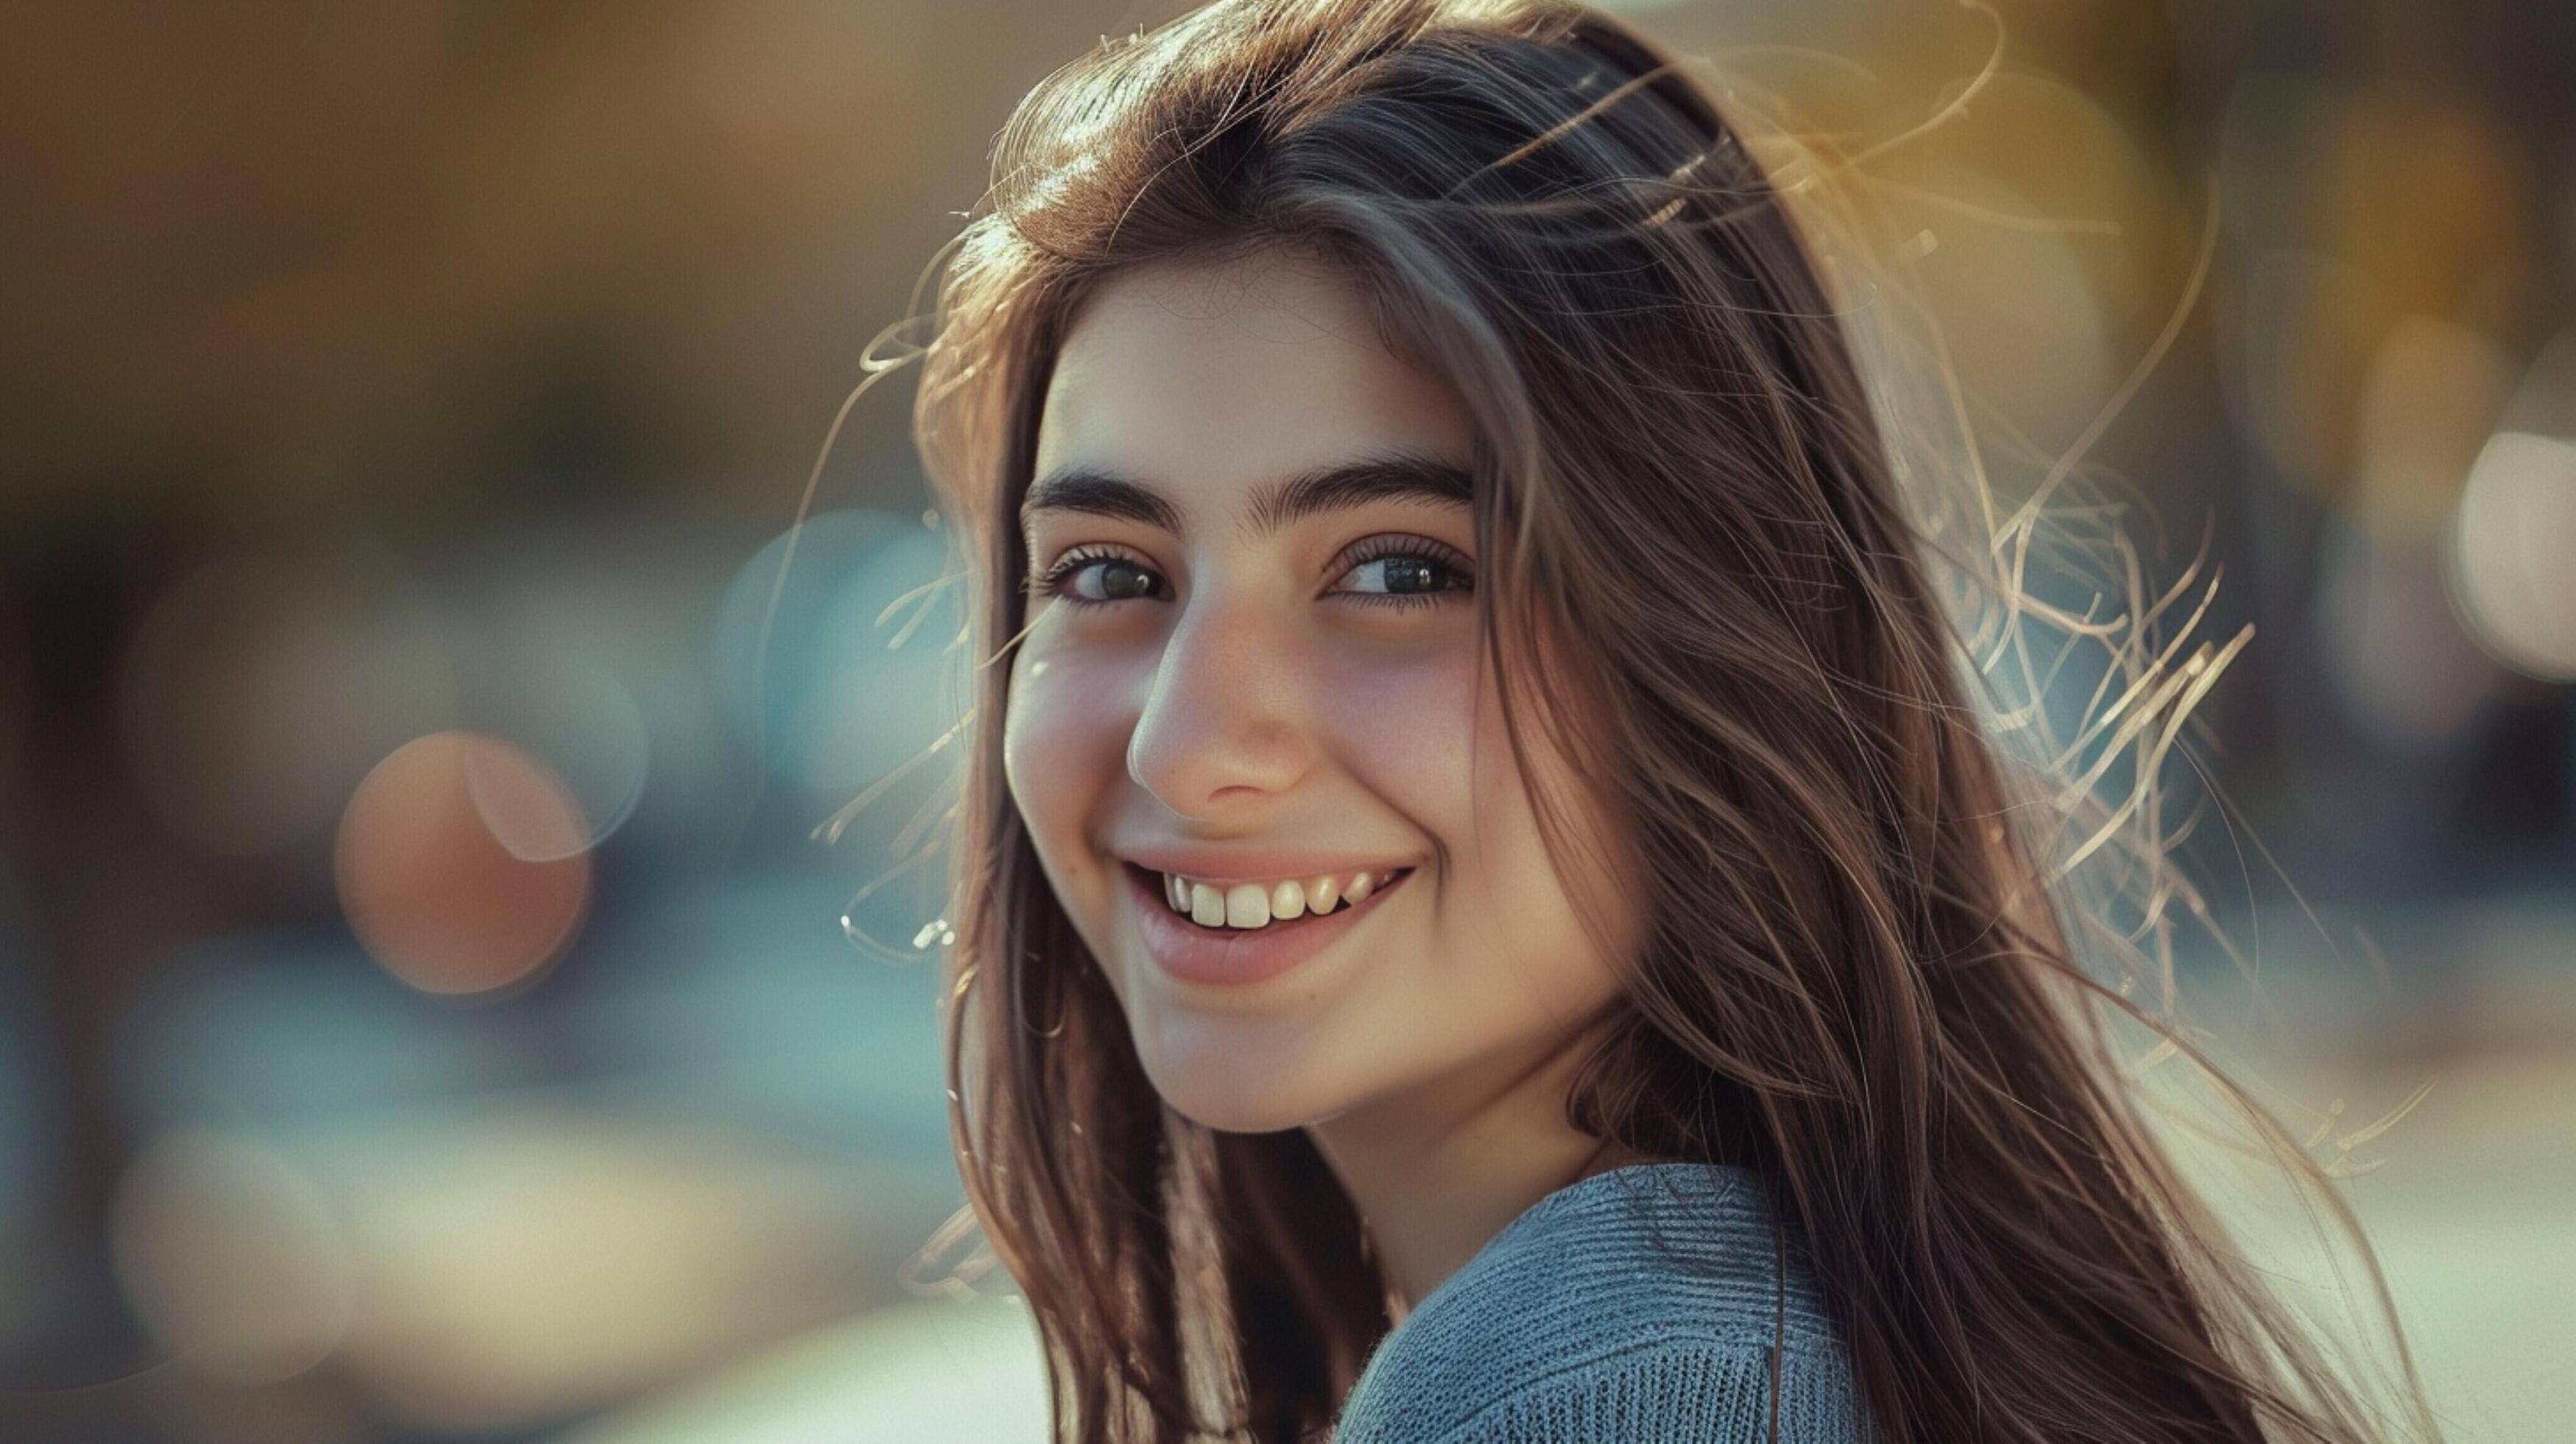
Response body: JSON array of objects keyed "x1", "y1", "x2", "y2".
[{"x1": 903, "y1": 1, "x2": 2432, "y2": 1439}]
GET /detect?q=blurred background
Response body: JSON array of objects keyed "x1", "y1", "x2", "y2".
[{"x1": 1, "y1": 0, "x2": 2570, "y2": 1439}]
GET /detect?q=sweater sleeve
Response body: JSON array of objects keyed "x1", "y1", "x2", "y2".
[{"x1": 1352, "y1": 1336, "x2": 1872, "y2": 1444}]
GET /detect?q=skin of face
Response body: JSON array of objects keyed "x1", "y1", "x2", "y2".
[{"x1": 1003, "y1": 249, "x2": 1635, "y2": 1142}]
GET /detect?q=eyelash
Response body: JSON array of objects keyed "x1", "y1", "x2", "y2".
[{"x1": 1028, "y1": 536, "x2": 1476, "y2": 611}]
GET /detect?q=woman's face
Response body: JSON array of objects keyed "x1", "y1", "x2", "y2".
[{"x1": 1004, "y1": 250, "x2": 1633, "y2": 1135}]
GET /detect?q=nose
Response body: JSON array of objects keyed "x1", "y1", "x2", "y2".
[{"x1": 1126, "y1": 587, "x2": 1315, "y2": 819}]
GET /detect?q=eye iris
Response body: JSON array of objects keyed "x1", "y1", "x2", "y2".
[
  {"x1": 1096, "y1": 559, "x2": 1154, "y2": 600},
  {"x1": 1378, "y1": 557, "x2": 1445, "y2": 594}
]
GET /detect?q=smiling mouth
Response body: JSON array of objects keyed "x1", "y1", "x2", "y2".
[{"x1": 1123, "y1": 863, "x2": 1414, "y2": 931}]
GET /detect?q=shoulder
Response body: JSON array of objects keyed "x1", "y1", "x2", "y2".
[{"x1": 1334, "y1": 1164, "x2": 1873, "y2": 1443}]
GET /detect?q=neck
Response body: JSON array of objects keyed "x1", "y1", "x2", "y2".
[{"x1": 1305, "y1": 1030, "x2": 1643, "y2": 1311}]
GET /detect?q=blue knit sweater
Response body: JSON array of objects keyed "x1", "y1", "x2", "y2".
[{"x1": 1332, "y1": 1163, "x2": 1874, "y2": 1443}]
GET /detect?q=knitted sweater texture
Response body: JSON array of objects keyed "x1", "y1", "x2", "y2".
[{"x1": 1332, "y1": 1163, "x2": 1874, "y2": 1443}]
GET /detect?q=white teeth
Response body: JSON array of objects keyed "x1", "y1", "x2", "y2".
[{"x1": 1157, "y1": 868, "x2": 1398, "y2": 929}]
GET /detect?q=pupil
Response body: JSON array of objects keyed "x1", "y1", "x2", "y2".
[{"x1": 1381, "y1": 558, "x2": 1442, "y2": 593}]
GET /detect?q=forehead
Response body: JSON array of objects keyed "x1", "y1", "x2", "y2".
[{"x1": 1034, "y1": 251, "x2": 1476, "y2": 502}]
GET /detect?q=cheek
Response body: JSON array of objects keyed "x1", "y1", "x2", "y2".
[
  {"x1": 1311, "y1": 635, "x2": 1483, "y2": 834},
  {"x1": 1330, "y1": 639, "x2": 1632, "y2": 1004},
  {"x1": 1003, "y1": 636, "x2": 1141, "y2": 891}
]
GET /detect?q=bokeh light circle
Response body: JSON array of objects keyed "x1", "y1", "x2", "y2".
[
  {"x1": 336, "y1": 731, "x2": 592, "y2": 996},
  {"x1": 2446, "y1": 430, "x2": 2576, "y2": 681},
  {"x1": 714, "y1": 511, "x2": 969, "y2": 794},
  {"x1": 479, "y1": 651, "x2": 653, "y2": 858},
  {"x1": 108, "y1": 1129, "x2": 354, "y2": 1384}
]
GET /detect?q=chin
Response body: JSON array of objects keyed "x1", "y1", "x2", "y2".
[
  {"x1": 1162, "y1": 1093, "x2": 1316, "y2": 1136},
  {"x1": 1131, "y1": 1031, "x2": 1341, "y2": 1136}
]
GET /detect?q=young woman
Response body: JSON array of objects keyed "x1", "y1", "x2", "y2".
[{"x1": 899, "y1": 1, "x2": 2432, "y2": 1439}]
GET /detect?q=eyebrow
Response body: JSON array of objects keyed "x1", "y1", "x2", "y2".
[{"x1": 1020, "y1": 451, "x2": 1474, "y2": 539}]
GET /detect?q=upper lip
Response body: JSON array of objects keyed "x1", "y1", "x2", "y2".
[{"x1": 1114, "y1": 844, "x2": 1419, "y2": 884}]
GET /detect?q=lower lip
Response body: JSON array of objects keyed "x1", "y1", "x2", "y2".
[{"x1": 1125, "y1": 866, "x2": 1411, "y2": 989}]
